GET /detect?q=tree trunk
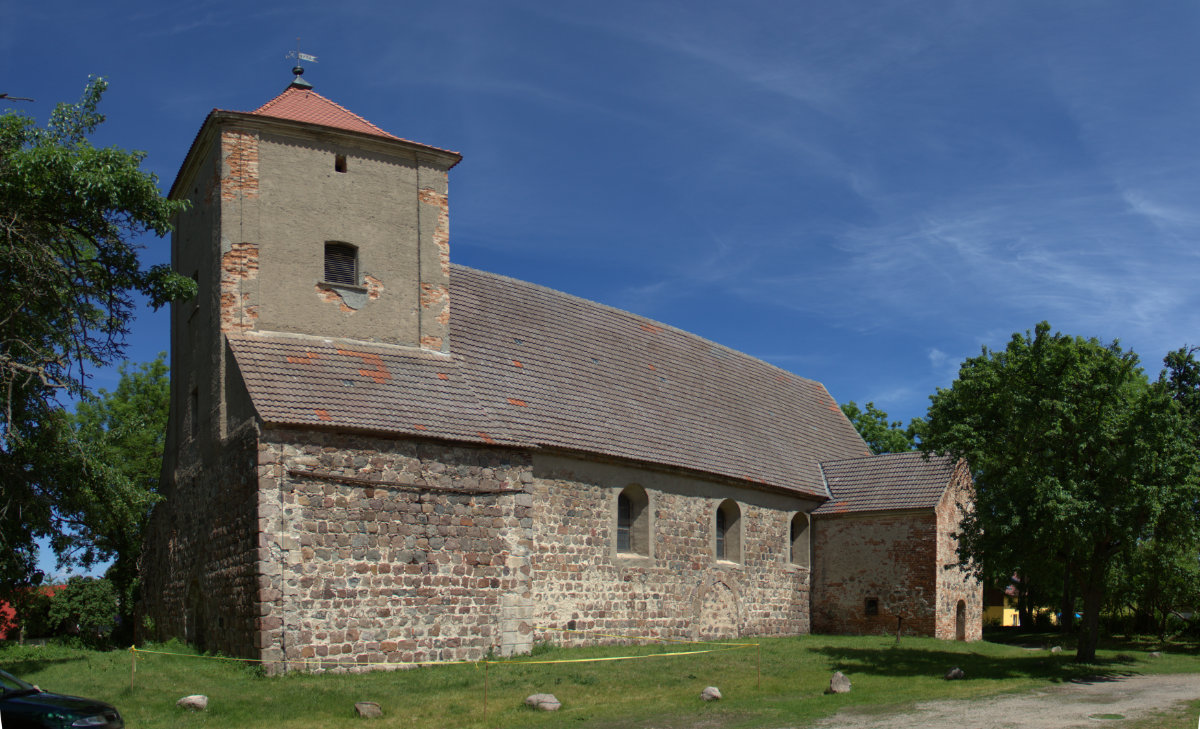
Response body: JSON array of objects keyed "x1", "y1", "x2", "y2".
[
  {"x1": 1017, "y1": 580, "x2": 1034, "y2": 628},
  {"x1": 1059, "y1": 570, "x2": 1075, "y2": 634},
  {"x1": 896, "y1": 616, "x2": 903, "y2": 643},
  {"x1": 1077, "y1": 583, "x2": 1104, "y2": 663}
]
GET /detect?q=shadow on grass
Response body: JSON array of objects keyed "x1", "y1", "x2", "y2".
[
  {"x1": 983, "y1": 627, "x2": 1200, "y2": 656},
  {"x1": 1, "y1": 653, "x2": 88, "y2": 677},
  {"x1": 811, "y1": 645, "x2": 1138, "y2": 684}
]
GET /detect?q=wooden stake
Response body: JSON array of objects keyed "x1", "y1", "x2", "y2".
[
  {"x1": 129, "y1": 646, "x2": 136, "y2": 691},
  {"x1": 483, "y1": 659, "x2": 489, "y2": 722},
  {"x1": 756, "y1": 643, "x2": 761, "y2": 689}
]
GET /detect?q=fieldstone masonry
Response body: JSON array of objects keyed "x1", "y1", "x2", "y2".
[
  {"x1": 527, "y1": 455, "x2": 812, "y2": 647},
  {"x1": 257, "y1": 428, "x2": 533, "y2": 668}
]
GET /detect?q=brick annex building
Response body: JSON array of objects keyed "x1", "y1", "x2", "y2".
[{"x1": 139, "y1": 74, "x2": 982, "y2": 670}]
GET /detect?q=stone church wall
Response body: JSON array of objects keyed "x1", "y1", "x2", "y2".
[
  {"x1": 255, "y1": 428, "x2": 535, "y2": 670},
  {"x1": 138, "y1": 422, "x2": 261, "y2": 657},
  {"x1": 810, "y1": 511, "x2": 938, "y2": 637},
  {"x1": 933, "y1": 465, "x2": 983, "y2": 641},
  {"x1": 527, "y1": 453, "x2": 814, "y2": 645}
]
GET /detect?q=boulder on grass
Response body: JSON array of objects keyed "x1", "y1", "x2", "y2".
[
  {"x1": 177, "y1": 695, "x2": 208, "y2": 711},
  {"x1": 525, "y1": 693, "x2": 561, "y2": 711},
  {"x1": 701, "y1": 686, "x2": 722, "y2": 701},
  {"x1": 944, "y1": 667, "x2": 965, "y2": 680},
  {"x1": 827, "y1": 671, "x2": 852, "y2": 694},
  {"x1": 1050, "y1": 646, "x2": 1063, "y2": 654},
  {"x1": 354, "y1": 701, "x2": 383, "y2": 718}
]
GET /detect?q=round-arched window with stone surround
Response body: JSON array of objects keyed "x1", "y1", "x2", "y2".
[
  {"x1": 715, "y1": 499, "x2": 742, "y2": 563},
  {"x1": 790, "y1": 512, "x2": 810, "y2": 568},
  {"x1": 616, "y1": 484, "x2": 650, "y2": 556}
]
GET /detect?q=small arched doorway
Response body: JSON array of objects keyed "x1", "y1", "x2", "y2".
[{"x1": 955, "y1": 599, "x2": 967, "y2": 641}]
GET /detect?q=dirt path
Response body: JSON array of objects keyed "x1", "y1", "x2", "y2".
[{"x1": 814, "y1": 674, "x2": 1200, "y2": 729}]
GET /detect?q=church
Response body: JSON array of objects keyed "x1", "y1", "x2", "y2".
[{"x1": 138, "y1": 70, "x2": 982, "y2": 671}]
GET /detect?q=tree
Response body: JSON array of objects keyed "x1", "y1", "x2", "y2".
[
  {"x1": 46, "y1": 576, "x2": 119, "y2": 649},
  {"x1": 921, "y1": 322, "x2": 1197, "y2": 662},
  {"x1": 840, "y1": 400, "x2": 919, "y2": 454},
  {"x1": 1162, "y1": 346, "x2": 1200, "y2": 439},
  {"x1": 1116, "y1": 536, "x2": 1200, "y2": 640},
  {"x1": 0, "y1": 78, "x2": 193, "y2": 600},
  {"x1": 69, "y1": 354, "x2": 170, "y2": 627}
]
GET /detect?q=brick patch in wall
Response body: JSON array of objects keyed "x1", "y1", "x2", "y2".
[
  {"x1": 418, "y1": 187, "x2": 450, "y2": 277},
  {"x1": 221, "y1": 243, "x2": 259, "y2": 333},
  {"x1": 221, "y1": 131, "x2": 260, "y2": 201}
]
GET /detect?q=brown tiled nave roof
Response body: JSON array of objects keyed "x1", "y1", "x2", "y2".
[{"x1": 229, "y1": 265, "x2": 871, "y2": 498}]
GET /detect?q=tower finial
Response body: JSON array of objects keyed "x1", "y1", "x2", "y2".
[{"x1": 286, "y1": 38, "x2": 318, "y2": 90}]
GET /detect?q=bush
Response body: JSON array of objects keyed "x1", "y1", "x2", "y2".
[
  {"x1": 46, "y1": 577, "x2": 119, "y2": 649},
  {"x1": 16, "y1": 589, "x2": 56, "y2": 640}
]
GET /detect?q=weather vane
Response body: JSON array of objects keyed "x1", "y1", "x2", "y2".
[{"x1": 285, "y1": 38, "x2": 318, "y2": 88}]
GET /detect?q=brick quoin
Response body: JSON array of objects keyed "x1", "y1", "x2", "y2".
[{"x1": 220, "y1": 131, "x2": 260, "y2": 201}]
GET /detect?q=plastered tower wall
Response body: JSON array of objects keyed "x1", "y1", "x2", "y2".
[{"x1": 203, "y1": 119, "x2": 457, "y2": 350}]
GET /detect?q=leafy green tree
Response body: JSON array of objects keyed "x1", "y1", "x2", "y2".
[
  {"x1": 0, "y1": 78, "x2": 193, "y2": 600},
  {"x1": 921, "y1": 322, "x2": 1197, "y2": 662},
  {"x1": 69, "y1": 354, "x2": 170, "y2": 627},
  {"x1": 46, "y1": 576, "x2": 119, "y2": 649},
  {"x1": 1116, "y1": 536, "x2": 1200, "y2": 640},
  {"x1": 1162, "y1": 345, "x2": 1200, "y2": 438},
  {"x1": 840, "y1": 400, "x2": 919, "y2": 454}
]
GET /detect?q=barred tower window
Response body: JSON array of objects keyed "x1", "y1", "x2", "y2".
[{"x1": 324, "y1": 242, "x2": 358, "y2": 285}]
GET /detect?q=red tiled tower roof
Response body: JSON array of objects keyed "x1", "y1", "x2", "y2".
[{"x1": 250, "y1": 86, "x2": 400, "y2": 140}]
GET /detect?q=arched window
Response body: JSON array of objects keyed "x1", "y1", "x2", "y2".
[
  {"x1": 790, "y1": 512, "x2": 810, "y2": 567},
  {"x1": 324, "y1": 241, "x2": 358, "y2": 285},
  {"x1": 715, "y1": 499, "x2": 741, "y2": 563},
  {"x1": 616, "y1": 485, "x2": 650, "y2": 556}
]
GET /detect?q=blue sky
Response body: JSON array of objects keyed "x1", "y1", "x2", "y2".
[{"x1": 5, "y1": 1, "x2": 1199, "y2": 435}]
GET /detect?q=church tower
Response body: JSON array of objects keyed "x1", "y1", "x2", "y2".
[
  {"x1": 166, "y1": 70, "x2": 462, "y2": 458},
  {"x1": 170, "y1": 71, "x2": 461, "y2": 351}
]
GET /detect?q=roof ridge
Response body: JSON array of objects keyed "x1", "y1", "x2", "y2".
[{"x1": 822, "y1": 450, "x2": 934, "y2": 466}]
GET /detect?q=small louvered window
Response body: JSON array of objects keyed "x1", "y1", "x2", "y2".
[{"x1": 324, "y1": 242, "x2": 358, "y2": 285}]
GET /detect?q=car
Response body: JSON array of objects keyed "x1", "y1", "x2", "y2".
[{"x1": 0, "y1": 669, "x2": 123, "y2": 728}]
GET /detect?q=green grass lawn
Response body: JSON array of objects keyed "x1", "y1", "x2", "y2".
[{"x1": 2, "y1": 631, "x2": 1197, "y2": 729}]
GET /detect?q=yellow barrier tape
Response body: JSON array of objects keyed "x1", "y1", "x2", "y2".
[
  {"x1": 131, "y1": 647, "x2": 442, "y2": 669},
  {"x1": 532, "y1": 624, "x2": 757, "y2": 647},
  {"x1": 486, "y1": 643, "x2": 750, "y2": 666},
  {"x1": 132, "y1": 634, "x2": 757, "y2": 669}
]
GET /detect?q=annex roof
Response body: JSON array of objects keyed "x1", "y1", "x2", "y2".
[
  {"x1": 229, "y1": 265, "x2": 870, "y2": 498},
  {"x1": 815, "y1": 451, "x2": 959, "y2": 514}
]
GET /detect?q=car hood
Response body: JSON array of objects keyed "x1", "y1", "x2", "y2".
[{"x1": 3, "y1": 689, "x2": 117, "y2": 714}]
